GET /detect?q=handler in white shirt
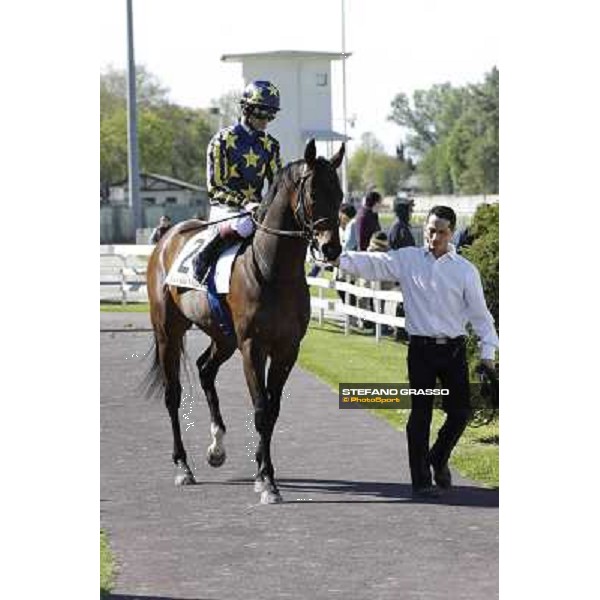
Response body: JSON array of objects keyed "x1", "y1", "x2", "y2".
[{"x1": 331, "y1": 205, "x2": 498, "y2": 498}]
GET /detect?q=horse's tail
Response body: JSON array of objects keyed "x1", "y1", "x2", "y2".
[
  {"x1": 142, "y1": 225, "x2": 198, "y2": 400},
  {"x1": 141, "y1": 327, "x2": 195, "y2": 401},
  {"x1": 141, "y1": 334, "x2": 164, "y2": 400}
]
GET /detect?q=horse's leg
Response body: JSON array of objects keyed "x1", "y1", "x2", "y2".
[
  {"x1": 240, "y1": 339, "x2": 281, "y2": 503},
  {"x1": 156, "y1": 316, "x2": 195, "y2": 486},
  {"x1": 253, "y1": 349, "x2": 299, "y2": 503},
  {"x1": 197, "y1": 336, "x2": 236, "y2": 468}
]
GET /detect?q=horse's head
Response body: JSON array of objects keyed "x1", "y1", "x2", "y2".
[{"x1": 297, "y1": 139, "x2": 345, "y2": 261}]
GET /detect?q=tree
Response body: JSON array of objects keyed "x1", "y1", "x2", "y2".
[
  {"x1": 388, "y1": 84, "x2": 469, "y2": 157},
  {"x1": 100, "y1": 108, "x2": 128, "y2": 185},
  {"x1": 347, "y1": 133, "x2": 413, "y2": 196},
  {"x1": 462, "y1": 203, "x2": 499, "y2": 330},
  {"x1": 388, "y1": 68, "x2": 499, "y2": 194},
  {"x1": 157, "y1": 104, "x2": 214, "y2": 185},
  {"x1": 100, "y1": 64, "x2": 169, "y2": 112},
  {"x1": 100, "y1": 66, "x2": 215, "y2": 187},
  {"x1": 210, "y1": 89, "x2": 242, "y2": 128}
]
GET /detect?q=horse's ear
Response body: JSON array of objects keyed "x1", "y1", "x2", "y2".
[
  {"x1": 330, "y1": 143, "x2": 345, "y2": 170},
  {"x1": 304, "y1": 138, "x2": 317, "y2": 168}
]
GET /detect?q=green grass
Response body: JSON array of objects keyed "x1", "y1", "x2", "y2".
[
  {"x1": 298, "y1": 320, "x2": 407, "y2": 381},
  {"x1": 298, "y1": 321, "x2": 499, "y2": 488},
  {"x1": 100, "y1": 530, "x2": 114, "y2": 597},
  {"x1": 305, "y1": 266, "x2": 341, "y2": 301},
  {"x1": 378, "y1": 212, "x2": 395, "y2": 229}
]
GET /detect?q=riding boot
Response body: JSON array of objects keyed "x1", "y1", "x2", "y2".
[{"x1": 192, "y1": 230, "x2": 239, "y2": 284}]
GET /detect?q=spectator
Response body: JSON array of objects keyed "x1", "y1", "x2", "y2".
[
  {"x1": 310, "y1": 202, "x2": 357, "y2": 278},
  {"x1": 149, "y1": 215, "x2": 172, "y2": 244},
  {"x1": 367, "y1": 230, "x2": 390, "y2": 253},
  {"x1": 365, "y1": 231, "x2": 394, "y2": 335},
  {"x1": 388, "y1": 196, "x2": 416, "y2": 249},
  {"x1": 333, "y1": 203, "x2": 359, "y2": 311},
  {"x1": 340, "y1": 203, "x2": 358, "y2": 251},
  {"x1": 454, "y1": 225, "x2": 475, "y2": 254},
  {"x1": 388, "y1": 196, "x2": 415, "y2": 341},
  {"x1": 355, "y1": 191, "x2": 382, "y2": 251}
]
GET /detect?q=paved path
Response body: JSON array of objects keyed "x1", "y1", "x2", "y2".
[{"x1": 101, "y1": 312, "x2": 498, "y2": 600}]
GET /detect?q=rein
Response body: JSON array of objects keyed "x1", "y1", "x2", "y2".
[{"x1": 251, "y1": 165, "x2": 331, "y2": 258}]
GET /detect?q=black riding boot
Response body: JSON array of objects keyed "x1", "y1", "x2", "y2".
[{"x1": 192, "y1": 231, "x2": 237, "y2": 284}]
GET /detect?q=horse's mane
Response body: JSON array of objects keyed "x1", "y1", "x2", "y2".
[{"x1": 256, "y1": 159, "x2": 304, "y2": 223}]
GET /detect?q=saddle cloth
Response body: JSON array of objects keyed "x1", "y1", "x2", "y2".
[{"x1": 164, "y1": 230, "x2": 242, "y2": 294}]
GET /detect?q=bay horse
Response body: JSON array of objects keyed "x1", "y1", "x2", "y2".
[{"x1": 146, "y1": 139, "x2": 344, "y2": 504}]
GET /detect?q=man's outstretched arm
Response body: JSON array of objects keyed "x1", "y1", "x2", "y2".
[{"x1": 331, "y1": 249, "x2": 406, "y2": 282}]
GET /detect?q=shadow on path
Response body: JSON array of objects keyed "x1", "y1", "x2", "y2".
[
  {"x1": 181, "y1": 477, "x2": 498, "y2": 507},
  {"x1": 106, "y1": 595, "x2": 216, "y2": 600}
]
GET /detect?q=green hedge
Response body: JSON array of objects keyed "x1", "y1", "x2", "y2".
[{"x1": 462, "y1": 203, "x2": 499, "y2": 331}]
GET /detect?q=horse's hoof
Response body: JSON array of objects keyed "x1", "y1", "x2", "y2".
[
  {"x1": 174, "y1": 472, "x2": 196, "y2": 486},
  {"x1": 207, "y1": 449, "x2": 226, "y2": 468},
  {"x1": 260, "y1": 489, "x2": 283, "y2": 504},
  {"x1": 254, "y1": 479, "x2": 267, "y2": 493}
]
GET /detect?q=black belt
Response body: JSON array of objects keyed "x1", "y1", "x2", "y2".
[{"x1": 409, "y1": 335, "x2": 466, "y2": 346}]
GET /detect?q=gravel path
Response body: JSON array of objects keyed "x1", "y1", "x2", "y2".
[{"x1": 101, "y1": 312, "x2": 498, "y2": 600}]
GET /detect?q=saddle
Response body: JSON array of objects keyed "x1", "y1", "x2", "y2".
[{"x1": 165, "y1": 230, "x2": 243, "y2": 294}]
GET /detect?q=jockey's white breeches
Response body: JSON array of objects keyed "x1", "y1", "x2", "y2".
[{"x1": 209, "y1": 203, "x2": 255, "y2": 238}]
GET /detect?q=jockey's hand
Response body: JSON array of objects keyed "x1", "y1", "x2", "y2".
[{"x1": 244, "y1": 201, "x2": 260, "y2": 214}]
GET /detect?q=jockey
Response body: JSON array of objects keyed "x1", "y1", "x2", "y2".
[{"x1": 192, "y1": 80, "x2": 283, "y2": 283}]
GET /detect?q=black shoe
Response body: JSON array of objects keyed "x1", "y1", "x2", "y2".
[
  {"x1": 431, "y1": 462, "x2": 452, "y2": 490},
  {"x1": 192, "y1": 232, "x2": 232, "y2": 284},
  {"x1": 411, "y1": 485, "x2": 441, "y2": 499}
]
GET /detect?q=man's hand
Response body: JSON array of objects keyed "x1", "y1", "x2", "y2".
[{"x1": 244, "y1": 201, "x2": 260, "y2": 214}]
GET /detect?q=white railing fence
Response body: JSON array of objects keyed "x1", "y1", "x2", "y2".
[
  {"x1": 100, "y1": 246, "x2": 405, "y2": 341},
  {"x1": 100, "y1": 245, "x2": 153, "y2": 304},
  {"x1": 306, "y1": 273, "x2": 404, "y2": 342}
]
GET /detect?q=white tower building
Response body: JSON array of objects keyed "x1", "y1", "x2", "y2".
[{"x1": 221, "y1": 50, "x2": 351, "y2": 165}]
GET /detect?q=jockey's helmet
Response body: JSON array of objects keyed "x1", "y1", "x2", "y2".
[{"x1": 240, "y1": 81, "x2": 281, "y2": 119}]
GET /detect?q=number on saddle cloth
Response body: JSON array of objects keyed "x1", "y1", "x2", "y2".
[{"x1": 177, "y1": 238, "x2": 208, "y2": 275}]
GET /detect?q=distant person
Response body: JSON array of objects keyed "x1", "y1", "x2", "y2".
[
  {"x1": 310, "y1": 203, "x2": 357, "y2": 278},
  {"x1": 387, "y1": 196, "x2": 415, "y2": 341},
  {"x1": 333, "y1": 203, "x2": 359, "y2": 309},
  {"x1": 364, "y1": 231, "x2": 393, "y2": 333},
  {"x1": 340, "y1": 203, "x2": 358, "y2": 251},
  {"x1": 149, "y1": 215, "x2": 172, "y2": 244},
  {"x1": 388, "y1": 196, "x2": 416, "y2": 249},
  {"x1": 367, "y1": 230, "x2": 389, "y2": 253},
  {"x1": 355, "y1": 191, "x2": 382, "y2": 251},
  {"x1": 454, "y1": 225, "x2": 475, "y2": 254}
]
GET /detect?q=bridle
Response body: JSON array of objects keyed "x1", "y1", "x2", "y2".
[{"x1": 251, "y1": 163, "x2": 337, "y2": 257}]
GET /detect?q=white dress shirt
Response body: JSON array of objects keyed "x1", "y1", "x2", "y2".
[
  {"x1": 339, "y1": 244, "x2": 499, "y2": 360},
  {"x1": 340, "y1": 218, "x2": 358, "y2": 251}
]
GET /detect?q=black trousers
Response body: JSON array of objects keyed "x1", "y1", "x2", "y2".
[{"x1": 406, "y1": 339, "x2": 471, "y2": 489}]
